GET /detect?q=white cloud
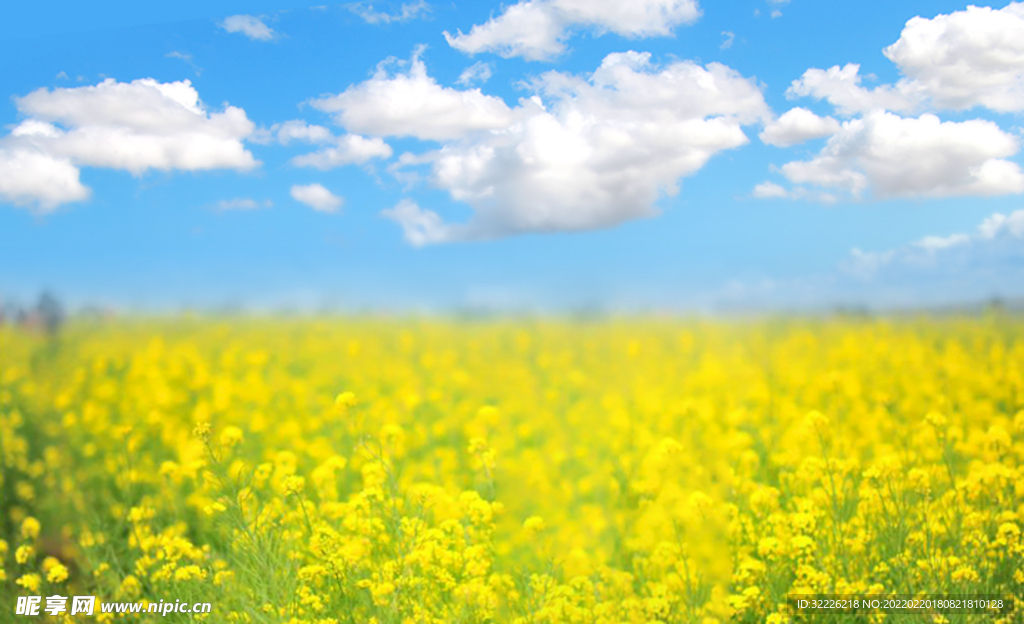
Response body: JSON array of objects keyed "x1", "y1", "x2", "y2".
[
  {"x1": 787, "y1": 63, "x2": 921, "y2": 116},
  {"x1": 0, "y1": 78, "x2": 258, "y2": 211},
  {"x1": 0, "y1": 147, "x2": 89, "y2": 212},
  {"x1": 381, "y1": 199, "x2": 463, "y2": 246},
  {"x1": 291, "y1": 134, "x2": 393, "y2": 169},
  {"x1": 774, "y1": 5, "x2": 1024, "y2": 206},
  {"x1": 913, "y1": 233, "x2": 970, "y2": 251},
  {"x1": 11, "y1": 120, "x2": 62, "y2": 139},
  {"x1": 12, "y1": 79, "x2": 258, "y2": 174},
  {"x1": 250, "y1": 119, "x2": 392, "y2": 170},
  {"x1": 883, "y1": 3, "x2": 1024, "y2": 112},
  {"x1": 275, "y1": 121, "x2": 332, "y2": 145},
  {"x1": 759, "y1": 107, "x2": 840, "y2": 146},
  {"x1": 219, "y1": 15, "x2": 276, "y2": 41},
  {"x1": 751, "y1": 181, "x2": 788, "y2": 198},
  {"x1": 291, "y1": 183, "x2": 343, "y2": 212},
  {"x1": 775, "y1": 111, "x2": 1024, "y2": 200},
  {"x1": 720, "y1": 31, "x2": 734, "y2": 50},
  {"x1": 348, "y1": 0, "x2": 430, "y2": 24},
  {"x1": 444, "y1": 0, "x2": 701, "y2": 61},
  {"x1": 445, "y1": 2, "x2": 563, "y2": 61},
  {"x1": 309, "y1": 49, "x2": 516, "y2": 140},
  {"x1": 357, "y1": 51, "x2": 767, "y2": 243},
  {"x1": 457, "y1": 61, "x2": 493, "y2": 86},
  {"x1": 790, "y1": 4, "x2": 1024, "y2": 115},
  {"x1": 215, "y1": 198, "x2": 272, "y2": 210}
]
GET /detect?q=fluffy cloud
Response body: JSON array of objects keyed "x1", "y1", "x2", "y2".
[
  {"x1": 444, "y1": 2, "x2": 565, "y2": 61},
  {"x1": 790, "y1": 4, "x2": 1024, "y2": 115},
  {"x1": 444, "y1": 0, "x2": 701, "y2": 61},
  {"x1": 883, "y1": 3, "x2": 1024, "y2": 112},
  {"x1": 291, "y1": 134, "x2": 393, "y2": 169},
  {"x1": 787, "y1": 64, "x2": 921, "y2": 116},
  {"x1": 776, "y1": 112, "x2": 1024, "y2": 199},
  {"x1": 12, "y1": 80, "x2": 258, "y2": 174},
  {"x1": 751, "y1": 181, "x2": 788, "y2": 199},
  {"x1": 774, "y1": 5, "x2": 1024, "y2": 204},
  {"x1": 759, "y1": 107, "x2": 840, "y2": 147},
  {"x1": 310, "y1": 51, "x2": 516, "y2": 141},
  {"x1": 349, "y1": 51, "x2": 768, "y2": 243},
  {"x1": 290, "y1": 183, "x2": 343, "y2": 212},
  {"x1": 219, "y1": 15, "x2": 276, "y2": 41},
  {"x1": 0, "y1": 148, "x2": 89, "y2": 211},
  {"x1": 0, "y1": 78, "x2": 258, "y2": 212}
]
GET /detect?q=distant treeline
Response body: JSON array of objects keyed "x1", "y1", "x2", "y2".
[{"x1": 0, "y1": 292, "x2": 65, "y2": 334}]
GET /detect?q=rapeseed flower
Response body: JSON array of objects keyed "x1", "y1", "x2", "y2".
[
  {"x1": 1, "y1": 317, "x2": 1022, "y2": 623},
  {"x1": 20, "y1": 517, "x2": 40, "y2": 541}
]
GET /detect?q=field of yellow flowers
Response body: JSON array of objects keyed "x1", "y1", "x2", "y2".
[{"x1": 1, "y1": 316, "x2": 1022, "y2": 623}]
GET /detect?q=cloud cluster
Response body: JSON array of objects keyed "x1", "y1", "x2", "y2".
[
  {"x1": 786, "y1": 64, "x2": 920, "y2": 116},
  {"x1": 0, "y1": 78, "x2": 258, "y2": 212},
  {"x1": 11, "y1": 0, "x2": 1023, "y2": 263},
  {"x1": 444, "y1": 0, "x2": 701, "y2": 61},
  {"x1": 760, "y1": 3, "x2": 1024, "y2": 203},
  {"x1": 883, "y1": 2, "x2": 1024, "y2": 112},
  {"x1": 310, "y1": 51, "x2": 516, "y2": 141},
  {"x1": 780, "y1": 112, "x2": 1024, "y2": 199},
  {"x1": 347, "y1": 51, "x2": 768, "y2": 243},
  {"x1": 789, "y1": 3, "x2": 1024, "y2": 115}
]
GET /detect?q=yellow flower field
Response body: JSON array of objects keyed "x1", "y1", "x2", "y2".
[{"x1": 1, "y1": 316, "x2": 1022, "y2": 623}]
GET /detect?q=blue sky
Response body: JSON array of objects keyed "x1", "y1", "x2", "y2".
[{"x1": 2, "y1": 0, "x2": 1024, "y2": 312}]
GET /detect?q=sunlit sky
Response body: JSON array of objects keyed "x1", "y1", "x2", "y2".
[{"x1": 2, "y1": 0, "x2": 1024, "y2": 312}]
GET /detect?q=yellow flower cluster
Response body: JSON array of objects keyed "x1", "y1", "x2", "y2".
[{"x1": 1, "y1": 317, "x2": 1022, "y2": 623}]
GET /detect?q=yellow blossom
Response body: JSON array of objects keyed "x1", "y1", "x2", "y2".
[{"x1": 20, "y1": 517, "x2": 41, "y2": 541}]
